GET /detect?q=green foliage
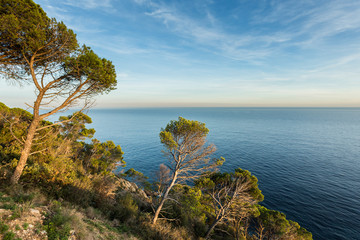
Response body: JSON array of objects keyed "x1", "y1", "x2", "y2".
[
  {"x1": 196, "y1": 168, "x2": 264, "y2": 238},
  {"x1": 1, "y1": 203, "x2": 16, "y2": 210},
  {"x1": 166, "y1": 185, "x2": 208, "y2": 237},
  {"x1": 197, "y1": 168, "x2": 264, "y2": 203},
  {"x1": 22, "y1": 223, "x2": 29, "y2": 230},
  {"x1": 0, "y1": 0, "x2": 78, "y2": 71},
  {"x1": 81, "y1": 139, "x2": 124, "y2": 175},
  {"x1": 157, "y1": 116, "x2": 218, "y2": 183},
  {"x1": 0, "y1": 103, "x2": 32, "y2": 166},
  {"x1": 12, "y1": 191, "x2": 35, "y2": 204},
  {"x1": 121, "y1": 168, "x2": 146, "y2": 179},
  {"x1": 83, "y1": 219, "x2": 105, "y2": 233},
  {"x1": 114, "y1": 224, "x2": 129, "y2": 233},
  {"x1": 234, "y1": 168, "x2": 264, "y2": 202},
  {"x1": 64, "y1": 45, "x2": 117, "y2": 93},
  {"x1": 2, "y1": 231, "x2": 19, "y2": 240},
  {"x1": 43, "y1": 201, "x2": 73, "y2": 240},
  {"x1": 0, "y1": 222, "x2": 20, "y2": 240},
  {"x1": 215, "y1": 156, "x2": 226, "y2": 166},
  {"x1": 180, "y1": 187, "x2": 206, "y2": 221},
  {"x1": 153, "y1": 117, "x2": 218, "y2": 224},
  {"x1": 112, "y1": 193, "x2": 139, "y2": 222},
  {"x1": 160, "y1": 116, "x2": 209, "y2": 150},
  {"x1": 1, "y1": 0, "x2": 117, "y2": 185},
  {"x1": 255, "y1": 205, "x2": 312, "y2": 240},
  {"x1": 0, "y1": 102, "x2": 124, "y2": 192},
  {"x1": 9, "y1": 206, "x2": 22, "y2": 220},
  {"x1": 121, "y1": 168, "x2": 151, "y2": 190},
  {"x1": 58, "y1": 112, "x2": 95, "y2": 141},
  {"x1": 0, "y1": 221, "x2": 9, "y2": 234},
  {"x1": 0, "y1": 104, "x2": 312, "y2": 239}
]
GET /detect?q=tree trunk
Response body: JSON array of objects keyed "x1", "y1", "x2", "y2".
[
  {"x1": 152, "y1": 172, "x2": 177, "y2": 224},
  {"x1": 10, "y1": 118, "x2": 40, "y2": 184},
  {"x1": 205, "y1": 217, "x2": 222, "y2": 239}
]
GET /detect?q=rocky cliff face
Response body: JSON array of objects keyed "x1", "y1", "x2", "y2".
[{"x1": 117, "y1": 177, "x2": 150, "y2": 201}]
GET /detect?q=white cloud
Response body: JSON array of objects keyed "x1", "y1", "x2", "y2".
[
  {"x1": 139, "y1": 2, "x2": 286, "y2": 62},
  {"x1": 132, "y1": 0, "x2": 360, "y2": 64},
  {"x1": 63, "y1": 0, "x2": 113, "y2": 10},
  {"x1": 307, "y1": 53, "x2": 360, "y2": 73},
  {"x1": 252, "y1": 0, "x2": 360, "y2": 48},
  {"x1": 117, "y1": 73, "x2": 129, "y2": 79}
]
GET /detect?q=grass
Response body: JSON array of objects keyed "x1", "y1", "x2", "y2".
[
  {"x1": 0, "y1": 189, "x2": 37, "y2": 220},
  {"x1": 22, "y1": 223, "x2": 29, "y2": 230},
  {"x1": 83, "y1": 219, "x2": 105, "y2": 233},
  {"x1": 0, "y1": 222, "x2": 21, "y2": 240},
  {"x1": 0, "y1": 196, "x2": 12, "y2": 202},
  {"x1": 1, "y1": 203, "x2": 16, "y2": 210},
  {"x1": 0, "y1": 222, "x2": 10, "y2": 234},
  {"x1": 43, "y1": 201, "x2": 73, "y2": 240}
]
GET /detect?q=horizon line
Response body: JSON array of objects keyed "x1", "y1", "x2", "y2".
[{"x1": 89, "y1": 106, "x2": 360, "y2": 109}]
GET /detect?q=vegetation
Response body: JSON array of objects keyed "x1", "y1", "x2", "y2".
[
  {"x1": 196, "y1": 168, "x2": 264, "y2": 239},
  {"x1": 0, "y1": 0, "x2": 117, "y2": 184},
  {"x1": 0, "y1": 103, "x2": 124, "y2": 199},
  {"x1": 0, "y1": 102, "x2": 312, "y2": 239},
  {"x1": 153, "y1": 117, "x2": 224, "y2": 224},
  {"x1": 1, "y1": 1, "x2": 312, "y2": 239}
]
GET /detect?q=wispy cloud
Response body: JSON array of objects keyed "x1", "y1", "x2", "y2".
[
  {"x1": 308, "y1": 53, "x2": 360, "y2": 73},
  {"x1": 134, "y1": 1, "x2": 288, "y2": 62},
  {"x1": 133, "y1": 0, "x2": 360, "y2": 64},
  {"x1": 25, "y1": 0, "x2": 360, "y2": 107},
  {"x1": 63, "y1": 0, "x2": 114, "y2": 10},
  {"x1": 36, "y1": 0, "x2": 111, "y2": 33},
  {"x1": 252, "y1": 0, "x2": 360, "y2": 47},
  {"x1": 89, "y1": 39, "x2": 151, "y2": 55}
]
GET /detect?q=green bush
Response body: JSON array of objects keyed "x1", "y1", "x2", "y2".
[
  {"x1": 43, "y1": 201, "x2": 73, "y2": 240},
  {"x1": 3, "y1": 231, "x2": 15, "y2": 240},
  {"x1": 0, "y1": 222, "x2": 9, "y2": 234},
  {"x1": 1, "y1": 203, "x2": 16, "y2": 210},
  {"x1": 22, "y1": 223, "x2": 29, "y2": 230},
  {"x1": 12, "y1": 192, "x2": 35, "y2": 204},
  {"x1": 112, "y1": 193, "x2": 139, "y2": 222}
]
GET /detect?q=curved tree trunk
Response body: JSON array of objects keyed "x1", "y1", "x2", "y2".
[
  {"x1": 10, "y1": 117, "x2": 40, "y2": 184},
  {"x1": 11, "y1": 71, "x2": 43, "y2": 185},
  {"x1": 205, "y1": 217, "x2": 222, "y2": 239},
  {"x1": 152, "y1": 172, "x2": 178, "y2": 224}
]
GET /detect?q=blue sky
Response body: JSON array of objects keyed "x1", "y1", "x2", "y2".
[{"x1": 1, "y1": 0, "x2": 360, "y2": 108}]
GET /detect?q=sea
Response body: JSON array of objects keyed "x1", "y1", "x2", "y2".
[{"x1": 85, "y1": 107, "x2": 360, "y2": 240}]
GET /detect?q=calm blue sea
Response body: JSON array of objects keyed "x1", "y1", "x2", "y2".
[{"x1": 87, "y1": 108, "x2": 360, "y2": 240}]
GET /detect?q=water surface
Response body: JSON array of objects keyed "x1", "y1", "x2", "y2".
[{"x1": 88, "y1": 108, "x2": 360, "y2": 240}]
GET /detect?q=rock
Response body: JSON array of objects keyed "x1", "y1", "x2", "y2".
[
  {"x1": 118, "y1": 178, "x2": 149, "y2": 200},
  {"x1": 30, "y1": 209, "x2": 41, "y2": 215},
  {"x1": 0, "y1": 208, "x2": 11, "y2": 214}
]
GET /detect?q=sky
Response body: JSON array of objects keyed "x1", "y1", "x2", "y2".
[{"x1": 1, "y1": 0, "x2": 360, "y2": 108}]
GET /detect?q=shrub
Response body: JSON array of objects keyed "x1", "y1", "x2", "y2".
[
  {"x1": 43, "y1": 201, "x2": 73, "y2": 240},
  {"x1": 3, "y1": 231, "x2": 16, "y2": 240},
  {"x1": 112, "y1": 193, "x2": 139, "y2": 222},
  {"x1": 0, "y1": 222, "x2": 9, "y2": 234},
  {"x1": 22, "y1": 223, "x2": 29, "y2": 230}
]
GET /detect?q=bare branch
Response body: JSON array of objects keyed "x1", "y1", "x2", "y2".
[
  {"x1": 0, "y1": 113, "x2": 24, "y2": 144},
  {"x1": 29, "y1": 148, "x2": 48, "y2": 156},
  {"x1": 36, "y1": 107, "x2": 85, "y2": 131}
]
